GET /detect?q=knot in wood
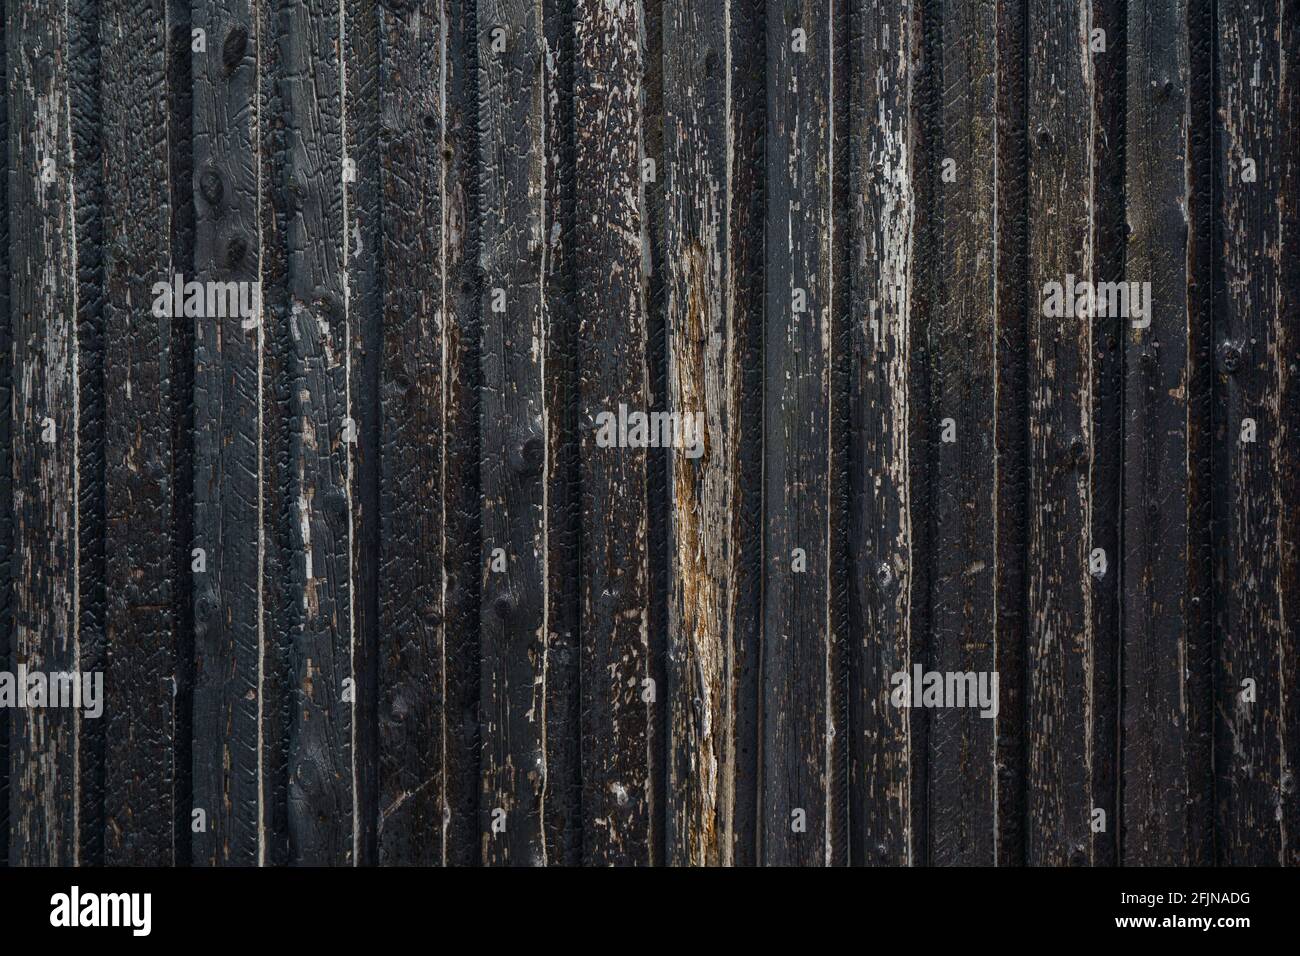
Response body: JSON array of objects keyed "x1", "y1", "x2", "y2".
[
  {"x1": 511, "y1": 431, "x2": 545, "y2": 478},
  {"x1": 1217, "y1": 340, "x2": 1242, "y2": 374},
  {"x1": 492, "y1": 592, "x2": 516, "y2": 622},
  {"x1": 222, "y1": 27, "x2": 248, "y2": 73},
  {"x1": 196, "y1": 590, "x2": 218, "y2": 622},
  {"x1": 199, "y1": 167, "x2": 224, "y2": 209}
]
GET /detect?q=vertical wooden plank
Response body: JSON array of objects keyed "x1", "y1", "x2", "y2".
[
  {"x1": 1214, "y1": 0, "x2": 1297, "y2": 864},
  {"x1": 1025, "y1": 0, "x2": 1121, "y2": 866},
  {"x1": 827, "y1": 0, "x2": 850, "y2": 868},
  {"x1": 927, "y1": 0, "x2": 998, "y2": 866},
  {"x1": 1024, "y1": 0, "x2": 1070, "y2": 867},
  {"x1": 727, "y1": 0, "x2": 765, "y2": 866},
  {"x1": 478, "y1": 0, "x2": 550, "y2": 866},
  {"x1": 541, "y1": 0, "x2": 581, "y2": 866},
  {"x1": 167, "y1": 0, "x2": 197, "y2": 868},
  {"x1": 993, "y1": 0, "x2": 1029, "y2": 868},
  {"x1": 278, "y1": 0, "x2": 356, "y2": 864},
  {"x1": 1280, "y1": 0, "x2": 1300, "y2": 870},
  {"x1": 642, "y1": 0, "x2": 670, "y2": 873},
  {"x1": 191, "y1": 0, "x2": 266, "y2": 866},
  {"x1": 257, "y1": 0, "x2": 294, "y2": 868},
  {"x1": 442, "y1": 0, "x2": 485, "y2": 867},
  {"x1": 7, "y1": 0, "x2": 81, "y2": 866},
  {"x1": 762, "y1": 0, "x2": 841, "y2": 866},
  {"x1": 71, "y1": 0, "x2": 106, "y2": 866},
  {"x1": 376, "y1": 0, "x2": 446, "y2": 868},
  {"x1": 662, "y1": 0, "x2": 723, "y2": 861},
  {"x1": 344, "y1": 0, "x2": 381, "y2": 868},
  {"x1": 849, "y1": 0, "x2": 923, "y2": 866},
  {"x1": 1089, "y1": 0, "x2": 1125, "y2": 871},
  {"x1": 101, "y1": 0, "x2": 179, "y2": 864},
  {"x1": 1122, "y1": 0, "x2": 1213, "y2": 866},
  {"x1": 0, "y1": 2, "x2": 9, "y2": 867},
  {"x1": 574, "y1": 0, "x2": 653, "y2": 865},
  {"x1": 662, "y1": 0, "x2": 764, "y2": 867}
]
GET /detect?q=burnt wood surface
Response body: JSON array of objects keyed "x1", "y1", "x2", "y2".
[{"x1": 2, "y1": 0, "x2": 1297, "y2": 866}]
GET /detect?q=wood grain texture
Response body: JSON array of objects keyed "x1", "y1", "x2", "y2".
[
  {"x1": 191, "y1": 0, "x2": 266, "y2": 866},
  {"x1": 849, "y1": 0, "x2": 923, "y2": 866},
  {"x1": 662, "y1": 0, "x2": 763, "y2": 867},
  {"x1": 724, "y1": 0, "x2": 765, "y2": 866},
  {"x1": 1121, "y1": 0, "x2": 1214, "y2": 866},
  {"x1": 993, "y1": 0, "x2": 1029, "y2": 868},
  {"x1": 376, "y1": 0, "x2": 446, "y2": 868},
  {"x1": 101, "y1": 0, "x2": 179, "y2": 865},
  {"x1": 927, "y1": 0, "x2": 1000, "y2": 866},
  {"x1": 761, "y1": 0, "x2": 843, "y2": 867},
  {"x1": 540, "y1": 0, "x2": 580, "y2": 866},
  {"x1": 478, "y1": 0, "x2": 551, "y2": 865},
  {"x1": 574, "y1": 0, "x2": 653, "y2": 865},
  {"x1": 0, "y1": 1, "x2": 10, "y2": 868},
  {"x1": 8, "y1": 0, "x2": 81, "y2": 866},
  {"x1": 344, "y1": 0, "x2": 381, "y2": 868},
  {"x1": 257, "y1": 0, "x2": 293, "y2": 867},
  {"x1": 278, "y1": 0, "x2": 357, "y2": 865},
  {"x1": 441, "y1": 0, "x2": 485, "y2": 867},
  {"x1": 1089, "y1": 0, "x2": 1125, "y2": 871},
  {"x1": 642, "y1": 0, "x2": 670, "y2": 876},
  {"x1": 1025, "y1": 0, "x2": 1121, "y2": 866},
  {"x1": 1279, "y1": 0, "x2": 1300, "y2": 871},
  {"x1": 167, "y1": 0, "x2": 197, "y2": 868},
  {"x1": 1214, "y1": 0, "x2": 1298, "y2": 866},
  {"x1": 71, "y1": 0, "x2": 106, "y2": 867},
  {"x1": 2, "y1": 0, "x2": 1297, "y2": 869}
]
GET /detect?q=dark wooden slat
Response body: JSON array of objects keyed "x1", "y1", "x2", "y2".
[
  {"x1": 927, "y1": 0, "x2": 999, "y2": 866},
  {"x1": 257, "y1": 0, "x2": 294, "y2": 868},
  {"x1": 277, "y1": 0, "x2": 357, "y2": 865},
  {"x1": 441, "y1": 0, "x2": 484, "y2": 867},
  {"x1": 166, "y1": 0, "x2": 197, "y2": 868},
  {"x1": 827, "y1": 0, "x2": 850, "y2": 868},
  {"x1": 345, "y1": 0, "x2": 381, "y2": 868},
  {"x1": 191, "y1": 0, "x2": 266, "y2": 866},
  {"x1": 1025, "y1": 0, "x2": 1122, "y2": 866},
  {"x1": 663, "y1": 0, "x2": 720, "y2": 862},
  {"x1": 1089, "y1": 0, "x2": 1125, "y2": 871},
  {"x1": 643, "y1": 0, "x2": 671, "y2": 875},
  {"x1": 1024, "y1": 0, "x2": 1074, "y2": 866},
  {"x1": 1280, "y1": 0, "x2": 1300, "y2": 870},
  {"x1": 574, "y1": 0, "x2": 653, "y2": 865},
  {"x1": 1214, "y1": 0, "x2": 1296, "y2": 865},
  {"x1": 478, "y1": 0, "x2": 551, "y2": 865},
  {"x1": 101, "y1": 0, "x2": 179, "y2": 865},
  {"x1": 993, "y1": 0, "x2": 1029, "y2": 869},
  {"x1": 7, "y1": 0, "x2": 81, "y2": 866},
  {"x1": 0, "y1": 1, "x2": 10, "y2": 868},
  {"x1": 727, "y1": 0, "x2": 765, "y2": 867},
  {"x1": 541, "y1": 0, "x2": 581, "y2": 866},
  {"x1": 71, "y1": 0, "x2": 106, "y2": 867},
  {"x1": 762, "y1": 0, "x2": 842, "y2": 866},
  {"x1": 662, "y1": 0, "x2": 764, "y2": 867},
  {"x1": 848, "y1": 0, "x2": 923, "y2": 866},
  {"x1": 376, "y1": 1, "x2": 446, "y2": 868},
  {"x1": 1121, "y1": 0, "x2": 1213, "y2": 866}
]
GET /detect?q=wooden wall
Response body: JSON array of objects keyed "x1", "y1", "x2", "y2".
[{"x1": 2, "y1": 0, "x2": 1297, "y2": 865}]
